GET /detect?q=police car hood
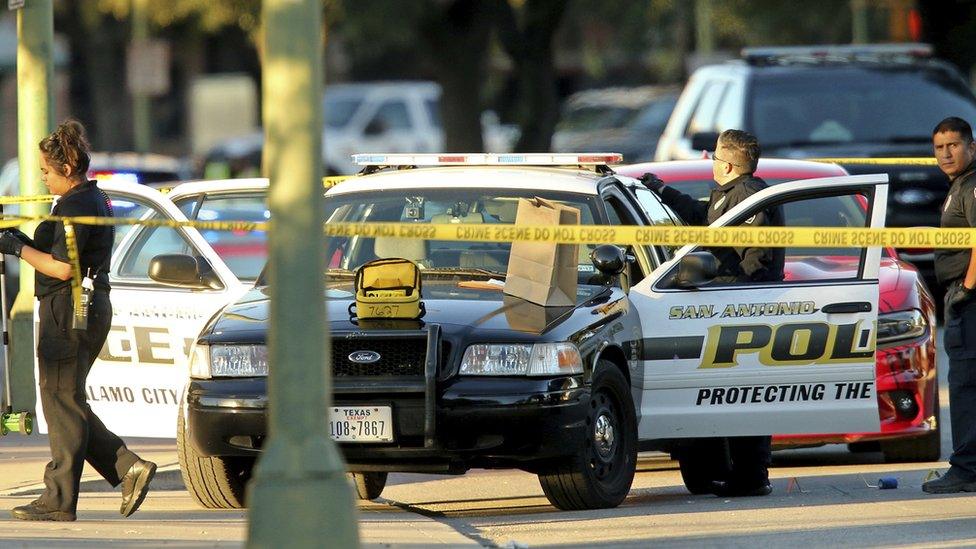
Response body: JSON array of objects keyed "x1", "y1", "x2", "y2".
[{"x1": 204, "y1": 280, "x2": 613, "y2": 341}]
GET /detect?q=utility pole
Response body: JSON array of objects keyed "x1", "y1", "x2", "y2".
[
  {"x1": 695, "y1": 0, "x2": 714, "y2": 56},
  {"x1": 131, "y1": 0, "x2": 151, "y2": 152},
  {"x1": 247, "y1": 0, "x2": 359, "y2": 547},
  {"x1": 10, "y1": 0, "x2": 54, "y2": 412},
  {"x1": 852, "y1": 0, "x2": 870, "y2": 44}
]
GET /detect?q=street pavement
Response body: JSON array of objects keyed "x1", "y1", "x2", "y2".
[{"x1": 0, "y1": 330, "x2": 971, "y2": 548}]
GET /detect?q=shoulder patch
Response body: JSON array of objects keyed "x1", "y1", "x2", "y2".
[{"x1": 713, "y1": 195, "x2": 727, "y2": 210}]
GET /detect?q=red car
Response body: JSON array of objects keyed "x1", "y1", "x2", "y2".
[{"x1": 618, "y1": 159, "x2": 939, "y2": 462}]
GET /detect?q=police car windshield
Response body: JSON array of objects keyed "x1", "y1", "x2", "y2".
[
  {"x1": 322, "y1": 188, "x2": 602, "y2": 283},
  {"x1": 752, "y1": 66, "x2": 976, "y2": 149}
]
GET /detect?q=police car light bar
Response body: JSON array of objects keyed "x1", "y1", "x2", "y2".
[
  {"x1": 743, "y1": 43, "x2": 932, "y2": 65},
  {"x1": 353, "y1": 153, "x2": 623, "y2": 167}
]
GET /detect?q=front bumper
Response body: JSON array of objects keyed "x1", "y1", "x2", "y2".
[
  {"x1": 185, "y1": 375, "x2": 589, "y2": 472},
  {"x1": 774, "y1": 337, "x2": 938, "y2": 447}
]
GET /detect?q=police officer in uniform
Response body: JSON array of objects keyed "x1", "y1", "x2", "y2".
[
  {"x1": 924, "y1": 116, "x2": 976, "y2": 494},
  {"x1": 2, "y1": 120, "x2": 156, "y2": 521},
  {"x1": 641, "y1": 129, "x2": 783, "y2": 497}
]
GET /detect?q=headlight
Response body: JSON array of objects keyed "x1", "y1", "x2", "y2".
[
  {"x1": 459, "y1": 342, "x2": 583, "y2": 376},
  {"x1": 188, "y1": 344, "x2": 211, "y2": 379},
  {"x1": 208, "y1": 344, "x2": 269, "y2": 377},
  {"x1": 877, "y1": 309, "x2": 926, "y2": 347}
]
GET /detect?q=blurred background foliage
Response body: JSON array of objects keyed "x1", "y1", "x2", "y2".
[{"x1": 25, "y1": 0, "x2": 973, "y2": 155}]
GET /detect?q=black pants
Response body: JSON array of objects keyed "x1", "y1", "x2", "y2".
[
  {"x1": 944, "y1": 296, "x2": 976, "y2": 479},
  {"x1": 35, "y1": 288, "x2": 138, "y2": 513},
  {"x1": 727, "y1": 436, "x2": 772, "y2": 484},
  {"x1": 684, "y1": 436, "x2": 771, "y2": 485}
]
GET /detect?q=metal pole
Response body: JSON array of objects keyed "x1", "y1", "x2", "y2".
[
  {"x1": 695, "y1": 0, "x2": 713, "y2": 56},
  {"x1": 852, "y1": 0, "x2": 870, "y2": 44},
  {"x1": 132, "y1": 0, "x2": 151, "y2": 152},
  {"x1": 247, "y1": 0, "x2": 358, "y2": 547},
  {"x1": 10, "y1": 0, "x2": 54, "y2": 412}
]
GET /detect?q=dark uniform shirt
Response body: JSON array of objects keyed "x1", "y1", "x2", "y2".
[
  {"x1": 656, "y1": 173, "x2": 785, "y2": 282},
  {"x1": 936, "y1": 162, "x2": 976, "y2": 286},
  {"x1": 33, "y1": 180, "x2": 113, "y2": 297}
]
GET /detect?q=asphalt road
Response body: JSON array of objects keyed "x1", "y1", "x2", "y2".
[{"x1": 0, "y1": 329, "x2": 970, "y2": 548}]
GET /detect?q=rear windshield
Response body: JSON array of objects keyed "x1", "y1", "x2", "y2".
[{"x1": 750, "y1": 66, "x2": 976, "y2": 148}]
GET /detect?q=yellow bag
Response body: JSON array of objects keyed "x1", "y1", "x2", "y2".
[{"x1": 351, "y1": 258, "x2": 424, "y2": 319}]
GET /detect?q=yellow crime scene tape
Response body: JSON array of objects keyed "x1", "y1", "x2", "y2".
[
  {"x1": 811, "y1": 157, "x2": 938, "y2": 166},
  {"x1": 1, "y1": 190, "x2": 975, "y2": 315}
]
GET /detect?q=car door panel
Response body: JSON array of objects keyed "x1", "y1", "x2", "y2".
[
  {"x1": 630, "y1": 175, "x2": 888, "y2": 439},
  {"x1": 33, "y1": 182, "x2": 248, "y2": 438}
]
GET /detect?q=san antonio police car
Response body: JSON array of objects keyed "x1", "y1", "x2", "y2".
[{"x1": 33, "y1": 154, "x2": 890, "y2": 511}]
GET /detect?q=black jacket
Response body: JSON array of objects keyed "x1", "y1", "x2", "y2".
[
  {"x1": 657, "y1": 174, "x2": 785, "y2": 282},
  {"x1": 935, "y1": 162, "x2": 976, "y2": 286}
]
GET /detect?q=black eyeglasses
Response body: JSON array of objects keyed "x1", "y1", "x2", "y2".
[{"x1": 708, "y1": 151, "x2": 742, "y2": 167}]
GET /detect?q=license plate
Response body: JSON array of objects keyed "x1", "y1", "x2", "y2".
[{"x1": 329, "y1": 406, "x2": 393, "y2": 443}]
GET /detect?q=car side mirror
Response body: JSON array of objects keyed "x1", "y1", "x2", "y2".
[
  {"x1": 591, "y1": 244, "x2": 626, "y2": 276},
  {"x1": 590, "y1": 244, "x2": 634, "y2": 293},
  {"x1": 149, "y1": 254, "x2": 223, "y2": 290},
  {"x1": 674, "y1": 251, "x2": 718, "y2": 288},
  {"x1": 690, "y1": 131, "x2": 721, "y2": 153}
]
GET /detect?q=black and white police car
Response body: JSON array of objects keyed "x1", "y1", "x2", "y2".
[{"x1": 36, "y1": 154, "x2": 890, "y2": 510}]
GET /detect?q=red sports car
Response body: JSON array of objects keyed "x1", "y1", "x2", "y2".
[{"x1": 618, "y1": 159, "x2": 939, "y2": 462}]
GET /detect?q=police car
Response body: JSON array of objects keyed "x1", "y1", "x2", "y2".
[{"x1": 34, "y1": 154, "x2": 890, "y2": 510}]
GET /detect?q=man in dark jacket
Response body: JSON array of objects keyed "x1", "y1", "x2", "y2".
[
  {"x1": 923, "y1": 116, "x2": 976, "y2": 494},
  {"x1": 642, "y1": 129, "x2": 783, "y2": 497}
]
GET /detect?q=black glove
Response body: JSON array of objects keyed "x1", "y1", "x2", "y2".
[
  {"x1": 5, "y1": 228, "x2": 34, "y2": 248},
  {"x1": 638, "y1": 172, "x2": 666, "y2": 194},
  {"x1": 948, "y1": 283, "x2": 974, "y2": 313},
  {"x1": 0, "y1": 231, "x2": 24, "y2": 258}
]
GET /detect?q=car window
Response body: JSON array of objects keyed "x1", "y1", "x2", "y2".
[
  {"x1": 174, "y1": 193, "x2": 269, "y2": 281},
  {"x1": 633, "y1": 187, "x2": 680, "y2": 260},
  {"x1": 323, "y1": 188, "x2": 603, "y2": 286},
  {"x1": 713, "y1": 80, "x2": 743, "y2": 131},
  {"x1": 324, "y1": 95, "x2": 363, "y2": 129},
  {"x1": 425, "y1": 98, "x2": 441, "y2": 128},
  {"x1": 685, "y1": 81, "x2": 727, "y2": 136},
  {"x1": 108, "y1": 196, "x2": 154, "y2": 252},
  {"x1": 668, "y1": 190, "x2": 870, "y2": 287},
  {"x1": 750, "y1": 67, "x2": 976, "y2": 148},
  {"x1": 629, "y1": 96, "x2": 678, "y2": 131},
  {"x1": 602, "y1": 195, "x2": 648, "y2": 283},
  {"x1": 369, "y1": 100, "x2": 412, "y2": 131},
  {"x1": 115, "y1": 213, "x2": 196, "y2": 281}
]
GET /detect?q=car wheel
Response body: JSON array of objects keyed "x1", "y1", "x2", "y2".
[
  {"x1": 350, "y1": 472, "x2": 388, "y2": 500},
  {"x1": 675, "y1": 438, "x2": 731, "y2": 495},
  {"x1": 177, "y1": 399, "x2": 254, "y2": 509},
  {"x1": 882, "y1": 390, "x2": 942, "y2": 463},
  {"x1": 537, "y1": 362, "x2": 637, "y2": 510}
]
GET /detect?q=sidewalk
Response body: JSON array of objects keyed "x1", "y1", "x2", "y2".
[{"x1": 0, "y1": 435, "x2": 478, "y2": 548}]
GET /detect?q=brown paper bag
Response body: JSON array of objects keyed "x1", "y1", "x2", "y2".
[
  {"x1": 502, "y1": 295, "x2": 574, "y2": 334},
  {"x1": 504, "y1": 197, "x2": 580, "y2": 306}
]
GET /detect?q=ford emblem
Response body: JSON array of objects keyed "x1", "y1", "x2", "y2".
[{"x1": 348, "y1": 351, "x2": 381, "y2": 364}]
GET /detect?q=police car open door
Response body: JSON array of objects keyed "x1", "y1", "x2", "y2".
[
  {"x1": 632, "y1": 174, "x2": 888, "y2": 439},
  {"x1": 33, "y1": 181, "x2": 251, "y2": 438}
]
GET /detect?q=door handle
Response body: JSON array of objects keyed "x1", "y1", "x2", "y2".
[{"x1": 822, "y1": 302, "x2": 872, "y2": 314}]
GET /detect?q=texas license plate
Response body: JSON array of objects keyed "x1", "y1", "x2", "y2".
[{"x1": 329, "y1": 406, "x2": 393, "y2": 443}]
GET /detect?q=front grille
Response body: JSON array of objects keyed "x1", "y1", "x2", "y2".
[{"x1": 331, "y1": 337, "x2": 427, "y2": 376}]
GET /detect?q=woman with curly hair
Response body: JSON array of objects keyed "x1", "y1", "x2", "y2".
[{"x1": 0, "y1": 119, "x2": 155, "y2": 521}]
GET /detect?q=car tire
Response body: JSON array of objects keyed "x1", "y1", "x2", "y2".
[
  {"x1": 537, "y1": 362, "x2": 637, "y2": 510},
  {"x1": 177, "y1": 400, "x2": 254, "y2": 509},
  {"x1": 881, "y1": 390, "x2": 942, "y2": 463},
  {"x1": 350, "y1": 472, "x2": 388, "y2": 500},
  {"x1": 675, "y1": 438, "x2": 731, "y2": 495}
]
